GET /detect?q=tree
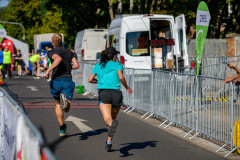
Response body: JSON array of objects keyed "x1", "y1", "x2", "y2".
[{"x1": 108, "y1": 0, "x2": 115, "y2": 20}]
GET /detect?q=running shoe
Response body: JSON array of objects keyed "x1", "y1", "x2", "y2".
[
  {"x1": 60, "y1": 93, "x2": 68, "y2": 110},
  {"x1": 33, "y1": 76, "x2": 40, "y2": 79},
  {"x1": 59, "y1": 124, "x2": 67, "y2": 136},
  {"x1": 108, "y1": 119, "x2": 119, "y2": 137},
  {"x1": 105, "y1": 141, "x2": 112, "y2": 152}
]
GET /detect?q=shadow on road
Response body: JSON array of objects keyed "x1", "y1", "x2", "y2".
[
  {"x1": 65, "y1": 128, "x2": 107, "y2": 140},
  {"x1": 119, "y1": 141, "x2": 158, "y2": 157},
  {"x1": 39, "y1": 127, "x2": 67, "y2": 154}
]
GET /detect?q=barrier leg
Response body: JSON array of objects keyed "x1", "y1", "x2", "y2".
[
  {"x1": 184, "y1": 130, "x2": 193, "y2": 138},
  {"x1": 123, "y1": 107, "x2": 131, "y2": 112},
  {"x1": 225, "y1": 147, "x2": 237, "y2": 157},
  {"x1": 141, "y1": 112, "x2": 149, "y2": 119},
  {"x1": 145, "y1": 113, "x2": 153, "y2": 120},
  {"x1": 190, "y1": 132, "x2": 199, "y2": 139},
  {"x1": 127, "y1": 107, "x2": 135, "y2": 113},
  {"x1": 164, "y1": 122, "x2": 173, "y2": 128},
  {"x1": 159, "y1": 120, "x2": 168, "y2": 127},
  {"x1": 216, "y1": 143, "x2": 227, "y2": 152},
  {"x1": 83, "y1": 91, "x2": 90, "y2": 96}
]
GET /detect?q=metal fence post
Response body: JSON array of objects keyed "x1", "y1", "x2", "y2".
[
  {"x1": 190, "y1": 75, "x2": 199, "y2": 139},
  {"x1": 132, "y1": 69, "x2": 135, "y2": 110},
  {"x1": 230, "y1": 82, "x2": 234, "y2": 150},
  {"x1": 170, "y1": 72, "x2": 173, "y2": 122},
  {"x1": 150, "y1": 70, "x2": 154, "y2": 114}
]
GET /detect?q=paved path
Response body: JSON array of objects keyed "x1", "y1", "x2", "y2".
[{"x1": 1, "y1": 74, "x2": 227, "y2": 160}]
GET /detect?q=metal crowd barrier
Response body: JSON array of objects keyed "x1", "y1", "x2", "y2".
[
  {"x1": 189, "y1": 56, "x2": 240, "y2": 79},
  {"x1": 0, "y1": 87, "x2": 55, "y2": 160},
  {"x1": 72, "y1": 62, "x2": 84, "y2": 87},
  {"x1": 76, "y1": 61, "x2": 240, "y2": 157},
  {"x1": 82, "y1": 62, "x2": 98, "y2": 96}
]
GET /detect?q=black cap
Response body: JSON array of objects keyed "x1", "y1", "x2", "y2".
[{"x1": 106, "y1": 47, "x2": 120, "y2": 55}]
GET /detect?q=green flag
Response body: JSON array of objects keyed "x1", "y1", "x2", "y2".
[
  {"x1": 196, "y1": 1, "x2": 211, "y2": 75},
  {"x1": 0, "y1": 24, "x2": 7, "y2": 44}
]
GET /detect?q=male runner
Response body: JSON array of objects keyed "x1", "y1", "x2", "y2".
[{"x1": 44, "y1": 33, "x2": 79, "y2": 136}]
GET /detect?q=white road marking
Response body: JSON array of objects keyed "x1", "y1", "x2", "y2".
[
  {"x1": 65, "y1": 116, "x2": 95, "y2": 133},
  {"x1": 26, "y1": 86, "x2": 39, "y2": 91}
]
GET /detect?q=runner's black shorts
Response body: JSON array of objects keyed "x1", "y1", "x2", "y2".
[{"x1": 98, "y1": 89, "x2": 123, "y2": 108}]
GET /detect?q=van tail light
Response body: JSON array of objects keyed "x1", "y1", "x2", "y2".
[
  {"x1": 120, "y1": 56, "x2": 125, "y2": 65},
  {"x1": 81, "y1": 49, "x2": 84, "y2": 60}
]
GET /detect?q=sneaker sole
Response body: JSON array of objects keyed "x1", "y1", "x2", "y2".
[
  {"x1": 60, "y1": 93, "x2": 67, "y2": 110},
  {"x1": 59, "y1": 133, "x2": 65, "y2": 136},
  {"x1": 108, "y1": 120, "x2": 118, "y2": 137}
]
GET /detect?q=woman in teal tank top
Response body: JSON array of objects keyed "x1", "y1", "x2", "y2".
[{"x1": 88, "y1": 47, "x2": 133, "y2": 152}]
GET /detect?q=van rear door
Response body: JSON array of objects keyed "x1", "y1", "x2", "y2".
[
  {"x1": 149, "y1": 18, "x2": 174, "y2": 69},
  {"x1": 84, "y1": 31, "x2": 99, "y2": 60},
  {"x1": 123, "y1": 18, "x2": 151, "y2": 69},
  {"x1": 175, "y1": 14, "x2": 189, "y2": 69}
]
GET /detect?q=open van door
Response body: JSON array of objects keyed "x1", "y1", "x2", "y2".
[
  {"x1": 149, "y1": 18, "x2": 174, "y2": 69},
  {"x1": 175, "y1": 14, "x2": 189, "y2": 71}
]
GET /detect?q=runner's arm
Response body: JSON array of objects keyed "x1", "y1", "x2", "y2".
[
  {"x1": 72, "y1": 57, "x2": 79, "y2": 69},
  {"x1": 44, "y1": 54, "x2": 62, "y2": 78},
  {"x1": 88, "y1": 73, "x2": 98, "y2": 83},
  {"x1": 224, "y1": 74, "x2": 240, "y2": 83},
  {"x1": 118, "y1": 70, "x2": 133, "y2": 94},
  {"x1": 227, "y1": 63, "x2": 240, "y2": 74}
]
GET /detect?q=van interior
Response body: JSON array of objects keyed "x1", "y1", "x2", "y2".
[{"x1": 150, "y1": 20, "x2": 173, "y2": 68}]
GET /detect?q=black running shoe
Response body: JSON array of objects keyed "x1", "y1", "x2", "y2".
[
  {"x1": 105, "y1": 141, "x2": 112, "y2": 152},
  {"x1": 108, "y1": 119, "x2": 118, "y2": 137},
  {"x1": 59, "y1": 124, "x2": 67, "y2": 136},
  {"x1": 60, "y1": 93, "x2": 68, "y2": 110}
]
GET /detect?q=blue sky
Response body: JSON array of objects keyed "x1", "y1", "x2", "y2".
[{"x1": 0, "y1": 0, "x2": 9, "y2": 8}]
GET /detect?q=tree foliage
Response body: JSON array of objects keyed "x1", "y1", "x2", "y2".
[{"x1": 0, "y1": 0, "x2": 239, "y2": 50}]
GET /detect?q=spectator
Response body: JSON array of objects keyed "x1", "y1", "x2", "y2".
[
  {"x1": 0, "y1": 47, "x2": 3, "y2": 77},
  {"x1": 27, "y1": 52, "x2": 40, "y2": 76},
  {"x1": 15, "y1": 48, "x2": 23, "y2": 76},
  {"x1": 2, "y1": 46, "x2": 12, "y2": 79},
  {"x1": 36, "y1": 55, "x2": 48, "y2": 77}
]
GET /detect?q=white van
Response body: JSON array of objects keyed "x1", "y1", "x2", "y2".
[
  {"x1": 106, "y1": 14, "x2": 189, "y2": 70},
  {"x1": 74, "y1": 29, "x2": 108, "y2": 61}
]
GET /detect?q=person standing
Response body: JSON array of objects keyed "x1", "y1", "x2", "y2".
[
  {"x1": 0, "y1": 47, "x2": 3, "y2": 77},
  {"x1": 88, "y1": 47, "x2": 133, "y2": 151},
  {"x1": 2, "y1": 46, "x2": 12, "y2": 79},
  {"x1": 44, "y1": 33, "x2": 79, "y2": 136},
  {"x1": 15, "y1": 48, "x2": 23, "y2": 76}
]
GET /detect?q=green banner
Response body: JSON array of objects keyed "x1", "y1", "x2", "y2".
[
  {"x1": 0, "y1": 24, "x2": 6, "y2": 44},
  {"x1": 196, "y1": 1, "x2": 211, "y2": 75}
]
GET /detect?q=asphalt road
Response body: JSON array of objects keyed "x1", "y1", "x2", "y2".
[{"x1": 1, "y1": 73, "x2": 227, "y2": 160}]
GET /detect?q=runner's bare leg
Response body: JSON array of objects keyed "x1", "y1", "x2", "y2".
[{"x1": 55, "y1": 100, "x2": 64, "y2": 126}]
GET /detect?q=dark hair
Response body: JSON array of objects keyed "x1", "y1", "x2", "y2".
[{"x1": 100, "y1": 50, "x2": 109, "y2": 64}]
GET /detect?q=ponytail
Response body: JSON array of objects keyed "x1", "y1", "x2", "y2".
[{"x1": 100, "y1": 50, "x2": 109, "y2": 64}]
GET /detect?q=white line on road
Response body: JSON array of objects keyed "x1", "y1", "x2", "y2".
[
  {"x1": 66, "y1": 116, "x2": 95, "y2": 133},
  {"x1": 26, "y1": 86, "x2": 39, "y2": 91}
]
